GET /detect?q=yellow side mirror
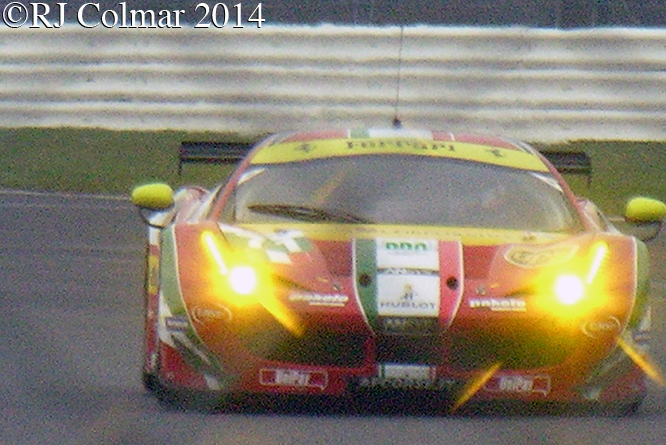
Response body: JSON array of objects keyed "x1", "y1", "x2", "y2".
[
  {"x1": 625, "y1": 197, "x2": 666, "y2": 224},
  {"x1": 131, "y1": 183, "x2": 174, "y2": 211}
]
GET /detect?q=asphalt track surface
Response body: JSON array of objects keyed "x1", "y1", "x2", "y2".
[{"x1": 2, "y1": 189, "x2": 666, "y2": 445}]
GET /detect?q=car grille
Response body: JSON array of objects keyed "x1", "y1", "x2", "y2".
[
  {"x1": 232, "y1": 310, "x2": 578, "y2": 370},
  {"x1": 376, "y1": 335, "x2": 443, "y2": 365},
  {"x1": 263, "y1": 331, "x2": 367, "y2": 367},
  {"x1": 445, "y1": 321, "x2": 578, "y2": 370},
  {"x1": 236, "y1": 317, "x2": 367, "y2": 367}
]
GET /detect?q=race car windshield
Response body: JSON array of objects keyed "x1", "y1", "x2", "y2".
[{"x1": 223, "y1": 155, "x2": 584, "y2": 232}]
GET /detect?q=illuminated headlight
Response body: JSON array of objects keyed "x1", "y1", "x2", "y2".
[
  {"x1": 553, "y1": 274, "x2": 585, "y2": 305},
  {"x1": 229, "y1": 266, "x2": 258, "y2": 296},
  {"x1": 533, "y1": 242, "x2": 608, "y2": 316},
  {"x1": 201, "y1": 231, "x2": 302, "y2": 335},
  {"x1": 202, "y1": 231, "x2": 262, "y2": 298}
]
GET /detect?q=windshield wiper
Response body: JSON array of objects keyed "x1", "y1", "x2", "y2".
[{"x1": 247, "y1": 203, "x2": 371, "y2": 224}]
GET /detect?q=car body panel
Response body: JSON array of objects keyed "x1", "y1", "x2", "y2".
[{"x1": 136, "y1": 129, "x2": 657, "y2": 410}]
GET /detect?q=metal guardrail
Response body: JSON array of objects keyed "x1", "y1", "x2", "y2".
[{"x1": 2, "y1": 26, "x2": 666, "y2": 141}]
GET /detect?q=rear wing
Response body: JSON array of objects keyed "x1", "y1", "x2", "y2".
[
  {"x1": 178, "y1": 141, "x2": 254, "y2": 175},
  {"x1": 540, "y1": 150, "x2": 592, "y2": 185}
]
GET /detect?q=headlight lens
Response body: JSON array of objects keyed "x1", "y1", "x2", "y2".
[
  {"x1": 229, "y1": 266, "x2": 259, "y2": 296},
  {"x1": 200, "y1": 230, "x2": 303, "y2": 335},
  {"x1": 554, "y1": 274, "x2": 585, "y2": 305},
  {"x1": 525, "y1": 242, "x2": 612, "y2": 321},
  {"x1": 202, "y1": 231, "x2": 261, "y2": 300}
]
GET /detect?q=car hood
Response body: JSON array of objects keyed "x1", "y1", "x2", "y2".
[
  {"x1": 165, "y1": 221, "x2": 641, "y2": 371},
  {"x1": 208, "y1": 222, "x2": 637, "y2": 305}
]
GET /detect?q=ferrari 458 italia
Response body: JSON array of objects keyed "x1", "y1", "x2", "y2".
[{"x1": 132, "y1": 128, "x2": 666, "y2": 413}]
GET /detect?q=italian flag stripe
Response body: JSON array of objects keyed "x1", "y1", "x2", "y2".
[
  {"x1": 354, "y1": 238, "x2": 380, "y2": 333},
  {"x1": 350, "y1": 129, "x2": 370, "y2": 139},
  {"x1": 161, "y1": 227, "x2": 187, "y2": 316}
]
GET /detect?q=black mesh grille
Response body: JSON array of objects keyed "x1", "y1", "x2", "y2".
[
  {"x1": 376, "y1": 335, "x2": 443, "y2": 365},
  {"x1": 446, "y1": 322, "x2": 578, "y2": 370},
  {"x1": 263, "y1": 330, "x2": 367, "y2": 367},
  {"x1": 235, "y1": 314, "x2": 367, "y2": 367}
]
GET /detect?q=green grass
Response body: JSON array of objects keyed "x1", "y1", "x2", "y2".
[
  {"x1": 0, "y1": 127, "x2": 255, "y2": 196},
  {"x1": 532, "y1": 140, "x2": 666, "y2": 215},
  {"x1": 1, "y1": 127, "x2": 665, "y2": 215}
]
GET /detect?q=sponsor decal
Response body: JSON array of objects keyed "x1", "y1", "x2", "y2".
[
  {"x1": 162, "y1": 228, "x2": 232, "y2": 390},
  {"x1": 382, "y1": 317, "x2": 438, "y2": 334},
  {"x1": 484, "y1": 374, "x2": 551, "y2": 395},
  {"x1": 377, "y1": 277, "x2": 439, "y2": 315},
  {"x1": 505, "y1": 244, "x2": 578, "y2": 268},
  {"x1": 469, "y1": 298, "x2": 527, "y2": 312},
  {"x1": 288, "y1": 292, "x2": 349, "y2": 307},
  {"x1": 376, "y1": 238, "x2": 440, "y2": 317},
  {"x1": 190, "y1": 305, "x2": 232, "y2": 324},
  {"x1": 358, "y1": 377, "x2": 454, "y2": 391},
  {"x1": 384, "y1": 240, "x2": 432, "y2": 252},
  {"x1": 346, "y1": 139, "x2": 455, "y2": 152},
  {"x1": 165, "y1": 315, "x2": 190, "y2": 332},
  {"x1": 378, "y1": 239, "x2": 438, "y2": 268},
  {"x1": 354, "y1": 238, "x2": 464, "y2": 336},
  {"x1": 358, "y1": 364, "x2": 455, "y2": 391},
  {"x1": 378, "y1": 267, "x2": 439, "y2": 276},
  {"x1": 401, "y1": 284, "x2": 415, "y2": 300},
  {"x1": 379, "y1": 296, "x2": 437, "y2": 312},
  {"x1": 259, "y1": 368, "x2": 328, "y2": 390},
  {"x1": 581, "y1": 315, "x2": 622, "y2": 339},
  {"x1": 250, "y1": 138, "x2": 549, "y2": 171}
]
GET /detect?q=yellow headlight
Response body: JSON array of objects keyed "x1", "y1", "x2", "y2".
[
  {"x1": 554, "y1": 274, "x2": 585, "y2": 305},
  {"x1": 229, "y1": 266, "x2": 259, "y2": 296},
  {"x1": 202, "y1": 231, "x2": 260, "y2": 297}
]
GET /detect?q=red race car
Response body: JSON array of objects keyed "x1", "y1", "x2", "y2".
[{"x1": 132, "y1": 128, "x2": 666, "y2": 413}]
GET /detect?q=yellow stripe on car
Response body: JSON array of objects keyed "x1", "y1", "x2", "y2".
[{"x1": 250, "y1": 138, "x2": 550, "y2": 171}]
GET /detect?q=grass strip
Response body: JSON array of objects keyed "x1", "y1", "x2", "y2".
[{"x1": 1, "y1": 127, "x2": 664, "y2": 215}]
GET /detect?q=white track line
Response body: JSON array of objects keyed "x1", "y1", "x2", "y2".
[{"x1": 0, "y1": 188, "x2": 128, "y2": 201}]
